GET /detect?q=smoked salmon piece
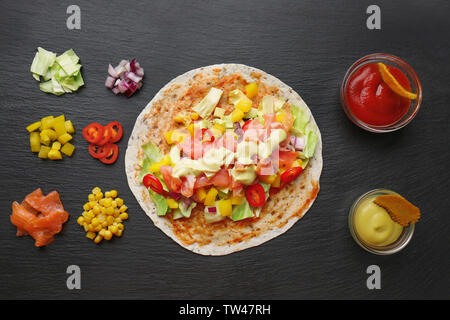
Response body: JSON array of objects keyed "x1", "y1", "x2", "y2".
[{"x1": 10, "y1": 189, "x2": 69, "y2": 247}]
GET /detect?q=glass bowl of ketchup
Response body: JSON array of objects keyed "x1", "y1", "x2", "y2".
[{"x1": 341, "y1": 53, "x2": 422, "y2": 133}]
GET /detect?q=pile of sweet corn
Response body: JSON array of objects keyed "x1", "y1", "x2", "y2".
[
  {"x1": 77, "y1": 187, "x2": 128, "y2": 244},
  {"x1": 27, "y1": 114, "x2": 75, "y2": 160}
]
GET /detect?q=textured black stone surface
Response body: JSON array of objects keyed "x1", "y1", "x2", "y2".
[{"x1": 0, "y1": 0, "x2": 449, "y2": 299}]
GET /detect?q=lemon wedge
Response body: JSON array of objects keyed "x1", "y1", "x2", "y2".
[{"x1": 378, "y1": 62, "x2": 417, "y2": 100}]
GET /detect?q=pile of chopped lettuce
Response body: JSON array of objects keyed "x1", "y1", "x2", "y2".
[{"x1": 30, "y1": 47, "x2": 84, "y2": 95}]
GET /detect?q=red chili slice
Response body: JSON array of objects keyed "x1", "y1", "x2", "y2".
[
  {"x1": 142, "y1": 173, "x2": 164, "y2": 195},
  {"x1": 201, "y1": 128, "x2": 215, "y2": 143},
  {"x1": 96, "y1": 125, "x2": 112, "y2": 146},
  {"x1": 106, "y1": 121, "x2": 123, "y2": 143},
  {"x1": 88, "y1": 143, "x2": 113, "y2": 159},
  {"x1": 245, "y1": 183, "x2": 266, "y2": 207},
  {"x1": 280, "y1": 166, "x2": 303, "y2": 184},
  {"x1": 99, "y1": 144, "x2": 119, "y2": 164},
  {"x1": 82, "y1": 123, "x2": 104, "y2": 145},
  {"x1": 242, "y1": 119, "x2": 252, "y2": 131}
]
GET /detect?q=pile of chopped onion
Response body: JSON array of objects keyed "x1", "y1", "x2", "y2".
[{"x1": 105, "y1": 59, "x2": 144, "y2": 97}]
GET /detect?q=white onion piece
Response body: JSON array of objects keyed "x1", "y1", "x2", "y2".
[
  {"x1": 126, "y1": 72, "x2": 142, "y2": 83},
  {"x1": 112, "y1": 87, "x2": 120, "y2": 95},
  {"x1": 136, "y1": 67, "x2": 144, "y2": 77}
]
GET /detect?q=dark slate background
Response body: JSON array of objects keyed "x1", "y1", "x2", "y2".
[{"x1": 0, "y1": 0, "x2": 449, "y2": 299}]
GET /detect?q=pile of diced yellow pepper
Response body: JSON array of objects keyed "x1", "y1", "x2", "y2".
[
  {"x1": 27, "y1": 115, "x2": 75, "y2": 160},
  {"x1": 77, "y1": 187, "x2": 128, "y2": 244}
]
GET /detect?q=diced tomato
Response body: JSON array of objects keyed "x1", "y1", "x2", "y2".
[
  {"x1": 210, "y1": 168, "x2": 231, "y2": 188},
  {"x1": 160, "y1": 166, "x2": 182, "y2": 193}
]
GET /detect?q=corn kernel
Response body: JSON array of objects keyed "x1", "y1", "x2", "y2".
[
  {"x1": 94, "y1": 235, "x2": 103, "y2": 244},
  {"x1": 105, "y1": 191, "x2": 111, "y2": 198},
  {"x1": 119, "y1": 205, "x2": 128, "y2": 213},
  {"x1": 110, "y1": 190, "x2": 118, "y2": 198},
  {"x1": 104, "y1": 230, "x2": 113, "y2": 241},
  {"x1": 119, "y1": 212, "x2": 128, "y2": 220},
  {"x1": 99, "y1": 229, "x2": 106, "y2": 237},
  {"x1": 231, "y1": 109, "x2": 245, "y2": 122},
  {"x1": 95, "y1": 192, "x2": 103, "y2": 200},
  {"x1": 245, "y1": 82, "x2": 258, "y2": 99},
  {"x1": 117, "y1": 223, "x2": 124, "y2": 230},
  {"x1": 236, "y1": 98, "x2": 252, "y2": 113},
  {"x1": 86, "y1": 232, "x2": 96, "y2": 240},
  {"x1": 111, "y1": 200, "x2": 117, "y2": 208},
  {"x1": 109, "y1": 225, "x2": 119, "y2": 234},
  {"x1": 83, "y1": 203, "x2": 90, "y2": 211},
  {"x1": 115, "y1": 217, "x2": 122, "y2": 224},
  {"x1": 106, "y1": 206, "x2": 115, "y2": 215},
  {"x1": 115, "y1": 198, "x2": 124, "y2": 207},
  {"x1": 77, "y1": 216, "x2": 84, "y2": 225},
  {"x1": 116, "y1": 229, "x2": 123, "y2": 237},
  {"x1": 190, "y1": 112, "x2": 199, "y2": 120},
  {"x1": 91, "y1": 217, "x2": 100, "y2": 227},
  {"x1": 92, "y1": 187, "x2": 101, "y2": 194},
  {"x1": 106, "y1": 216, "x2": 115, "y2": 225},
  {"x1": 88, "y1": 194, "x2": 95, "y2": 201}
]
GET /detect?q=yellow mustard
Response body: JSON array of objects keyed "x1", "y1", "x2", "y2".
[{"x1": 354, "y1": 196, "x2": 403, "y2": 246}]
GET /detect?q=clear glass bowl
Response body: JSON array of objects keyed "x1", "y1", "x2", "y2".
[
  {"x1": 340, "y1": 53, "x2": 422, "y2": 133},
  {"x1": 348, "y1": 189, "x2": 415, "y2": 255}
]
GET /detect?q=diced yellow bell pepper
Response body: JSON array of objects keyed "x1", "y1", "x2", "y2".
[
  {"x1": 196, "y1": 188, "x2": 207, "y2": 202},
  {"x1": 53, "y1": 121, "x2": 66, "y2": 137},
  {"x1": 30, "y1": 132, "x2": 41, "y2": 152},
  {"x1": 173, "y1": 114, "x2": 188, "y2": 124},
  {"x1": 26, "y1": 121, "x2": 41, "y2": 133},
  {"x1": 48, "y1": 149, "x2": 63, "y2": 160},
  {"x1": 41, "y1": 116, "x2": 54, "y2": 130},
  {"x1": 57, "y1": 133, "x2": 72, "y2": 144},
  {"x1": 164, "y1": 131, "x2": 174, "y2": 144},
  {"x1": 51, "y1": 141, "x2": 61, "y2": 150},
  {"x1": 245, "y1": 82, "x2": 258, "y2": 99},
  {"x1": 231, "y1": 195, "x2": 244, "y2": 205},
  {"x1": 61, "y1": 143, "x2": 75, "y2": 157},
  {"x1": 39, "y1": 132, "x2": 51, "y2": 146},
  {"x1": 271, "y1": 174, "x2": 281, "y2": 188},
  {"x1": 236, "y1": 98, "x2": 252, "y2": 113},
  {"x1": 292, "y1": 159, "x2": 303, "y2": 168},
  {"x1": 259, "y1": 174, "x2": 278, "y2": 184},
  {"x1": 217, "y1": 199, "x2": 232, "y2": 217},
  {"x1": 276, "y1": 112, "x2": 287, "y2": 123},
  {"x1": 166, "y1": 198, "x2": 179, "y2": 209},
  {"x1": 53, "y1": 115, "x2": 65, "y2": 126},
  {"x1": 204, "y1": 187, "x2": 218, "y2": 206},
  {"x1": 38, "y1": 145, "x2": 51, "y2": 159},
  {"x1": 65, "y1": 120, "x2": 75, "y2": 134},
  {"x1": 231, "y1": 109, "x2": 245, "y2": 122},
  {"x1": 41, "y1": 129, "x2": 57, "y2": 141}
]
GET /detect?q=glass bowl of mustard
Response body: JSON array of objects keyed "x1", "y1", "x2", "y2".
[{"x1": 348, "y1": 189, "x2": 415, "y2": 255}]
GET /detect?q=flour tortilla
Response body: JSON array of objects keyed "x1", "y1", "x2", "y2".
[{"x1": 125, "y1": 64, "x2": 322, "y2": 255}]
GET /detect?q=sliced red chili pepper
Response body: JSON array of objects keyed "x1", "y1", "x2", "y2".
[
  {"x1": 280, "y1": 166, "x2": 303, "y2": 184},
  {"x1": 106, "y1": 121, "x2": 123, "y2": 143},
  {"x1": 88, "y1": 143, "x2": 113, "y2": 159},
  {"x1": 82, "y1": 123, "x2": 104, "y2": 145},
  {"x1": 99, "y1": 144, "x2": 119, "y2": 164},
  {"x1": 143, "y1": 173, "x2": 164, "y2": 195},
  {"x1": 245, "y1": 183, "x2": 266, "y2": 207},
  {"x1": 242, "y1": 119, "x2": 253, "y2": 131},
  {"x1": 96, "y1": 125, "x2": 112, "y2": 146},
  {"x1": 201, "y1": 128, "x2": 215, "y2": 143}
]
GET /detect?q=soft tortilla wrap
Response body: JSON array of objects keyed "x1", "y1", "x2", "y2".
[{"x1": 125, "y1": 64, "x2": 322, "y2": 255}]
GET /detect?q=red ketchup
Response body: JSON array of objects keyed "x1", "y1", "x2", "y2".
[{"x1": 345, "y1": 63, "x2": 411, "y2": 126}]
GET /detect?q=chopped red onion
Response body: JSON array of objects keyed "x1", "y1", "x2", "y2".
[
  {"x1": 108, "y1": 64, "x2": 119, "y2": 78},
  {"x1": 106, "y1": 58, "x2": 144, "y2": 98},
  {"x1": 207, "y1": 206, "x2": 217, "y2": 213},
  {"x1": 105, "y1": 76, "x2": 115, "y2": 89},
  {"x1": 169, "y1": 192, "x2": 182, "y2": 201},
  {"x1": 294, "y1": 136, "x2": 304, "y2": 151}
]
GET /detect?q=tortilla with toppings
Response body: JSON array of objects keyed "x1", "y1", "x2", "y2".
[{"x1": 125, "y1": 64, "x2": 322, "y2": 255}]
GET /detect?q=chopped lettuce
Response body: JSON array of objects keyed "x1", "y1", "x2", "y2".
[
  {"x1": 231, "y1": 198, "x2": 253, "y2": 221},
  {"x1": 30, "y1": 47, "x2": 56, "y2": 77},
  {"x1": 173, "y1": 209, "x2": 184, "y2": 220},
  {"x1": 142, "y1": 141, "x2": 162, "y2": 164},
  {"x1": 179, "y1": 201, "x2": 197, "y2": 218},
  {"x1": 303, "y1": 130, "x2": 318, "y2": 159},
  {"x1": 243, "y1": 108, "x2": 258, "y2": 119},
  {"x1": 30, "y1": 47, "x2": 84, "y2": 95},
  {"x1": 290, "y1": 102, "x2": 310, "y2": 136},
  {"x1": 192, "y1": 87, "x2": 223, "y2": 118},
  {"x1": 148, "y1": 189, "x2": 169, "y2": 216}
]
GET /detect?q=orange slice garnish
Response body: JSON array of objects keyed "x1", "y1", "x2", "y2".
[
  {"x1": 373, "y1": 194, "x2": 421, "y2": 226},
  {"x1": 378, "y1": 62, "x2": 417, "y2": 100}
]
